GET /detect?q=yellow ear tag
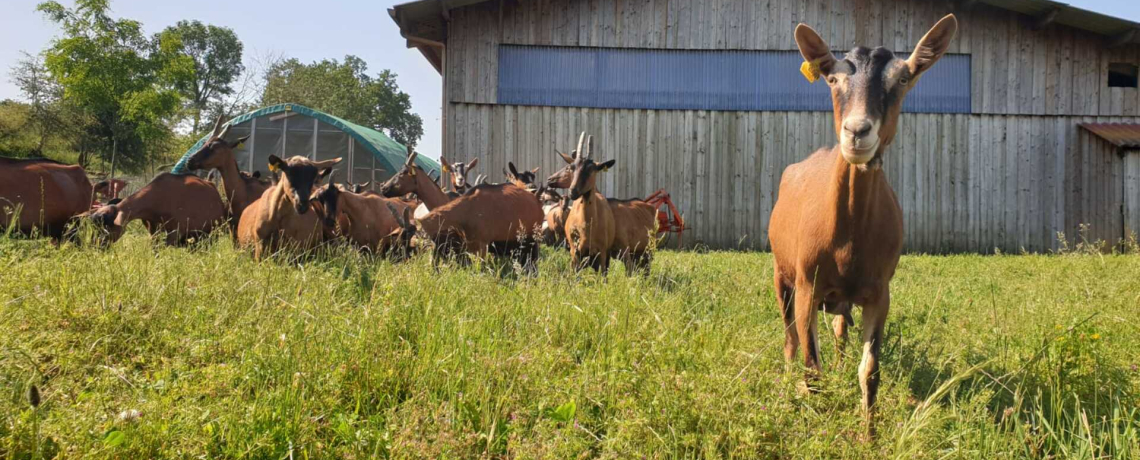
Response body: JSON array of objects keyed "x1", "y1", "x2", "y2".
[
  {"x1": 800, "y1": 60, "x2": 821, "y2": 83},
  {"x1": 268, "y1": 163, "x2": 279, "y2": 173},
  {"x1": 235, "y1": 142, "x2": 245, "y2": 149}
]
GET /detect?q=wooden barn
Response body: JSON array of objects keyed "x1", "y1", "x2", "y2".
[{"x1": 389, "y1": 0, "x2": 1140, "y2": 252}]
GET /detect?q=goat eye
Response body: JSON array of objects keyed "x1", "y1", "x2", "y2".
[
  {"x1": 899, "y1": 77, "x2": 909, "y2": 85},
  {"x1": 827, "y1": 76, "x2": 838, "y2": 85}
]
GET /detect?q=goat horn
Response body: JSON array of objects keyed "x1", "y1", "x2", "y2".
[
  {"x1": 312, "y1": 157, "x2": 342, "y2": 169},
  {"x1": 574, "y1": 132, "x2": 586, "y2": 160},
  {"x1": 386, "y1": 202, "x2": 408, "y2": 228},
  {"x1": 585, "y1": 135, "x2": 594, "y2": 160}
]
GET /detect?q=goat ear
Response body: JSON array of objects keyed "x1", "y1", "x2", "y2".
[
  {"x1": 555, "y1": 149, "x2": 574, "y2": 164},
  {"x1": 230, "y1": 135, "x2": 250, "y2": 149},
  {"x1": 508, "y1": 162, "x2": 519, "y2": 177},
  {"x1": 794, "y1": 24, "x2": 837, "y2": 75},
  {"x1": 211, "y1": 115, "x2": 226, "y2": 137},
  {"x1": 531, "y1": 167, "x2": 540, "y2": 175},
  {"x1": 440, "y1": 156, "x2": 451, "y2": 172},
  {"x1": 907, "y1": 14, "x2": 957, "y2": 77},
  {"x1": 268, "y1": 155, "x2": 285, "y2": 173},
  {"x1": 598, "y1": 159, "x2": 616, "y2": 172},
  {"x1": 466, "y1": 157, "x2": 479, "y2": 170}
]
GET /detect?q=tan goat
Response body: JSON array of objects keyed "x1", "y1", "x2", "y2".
[
  {"x1": 563, "y1": 133, "x2": 655, "y2": 275},
  {"x1": 236, "y1": 155, "x2": 339, "y2": 259},
  {"x1": 768, "y1": 15, "x2": 957, "y2": 436},
  {"x1": 315, "y1": 172, "x2": 416, "y2": 259},
  {"x1": 185, "y1": 117, "x2": 269, "y2": 227},
  {"x1": 84, "y1": 173, "x2": 226, "y2": 246},
  {"x1": 379, "y1": 151, "x2": 544, "y2": 272}
]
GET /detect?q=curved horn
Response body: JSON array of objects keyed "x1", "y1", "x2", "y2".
[
  {"x1": 312, "y1": 158, "x2": 342, "y2": 169},
  {"x1": 386, "y1": 202, "x2": 409, "y2": 228},
  {"x1": 574, "y1": 132, "x2": 586, "y2": 160},
  {"x1": 585, "y1": 135, "x2": 594, "y2": 160}
]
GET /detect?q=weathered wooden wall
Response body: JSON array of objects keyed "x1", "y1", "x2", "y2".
[
  {"x1": 444, "y1": 0, "x2": 1140, "y2": 116},
  {"x1": 1126, "y1": 152, "x2": 1140, "y2": 240},
  {"x1": 447, "y1": 102, "x2": 1139, "y2": 252}
]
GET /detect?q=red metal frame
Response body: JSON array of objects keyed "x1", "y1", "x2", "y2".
[{"x1": 644, "y1": 189, "x2": 685, "y2": 247}]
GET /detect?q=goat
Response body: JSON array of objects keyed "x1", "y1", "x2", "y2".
[
  {"x1": 768, "y1": 14, "x2": 957, "y2": 437},
  {"x1": 539, "y1": 188, "x2": 569, "y2": 248},
  {"x1": 0, "y1": 157, "x2": 93, "y2": 241},
  {"x1": 185, "y1": 116, "x2": 268, "y2": 227},
  {"x1": 315, "y1": 171, "x2": 417, "y2": 259},
  {"x1": 440, "y1": 156, "x2": 479, "y2": 195},
  {"x1": 84, "y1": 173, "x2": 226, "y2": 246},
  {"x1": 554, "y1": 135, "x2": 656, "y2": 273},
  {"x1": 92, "y1": 178, "x2": 128, "y2": 202},
  {"x1": 379, "y1": 150, "x2": 543, "y2": 272},
  {"x1": 236, "y1": 155, "x2": 339, "y2": 259}
]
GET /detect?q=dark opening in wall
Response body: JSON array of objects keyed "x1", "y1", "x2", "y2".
[{"x1": 1108, "y1": 63, "x2": 1139, "y2": 88}]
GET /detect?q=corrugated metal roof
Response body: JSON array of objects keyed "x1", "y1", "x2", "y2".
[{"x1": 1079, "y1": 123, "x2": 1140, "y2": 148}]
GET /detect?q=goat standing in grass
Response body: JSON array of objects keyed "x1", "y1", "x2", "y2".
[
  {"x1": 237, "y1": 155, "x2": 339, "y2": 259},
  {"x1": 564, "y1": 133, "x2": 655, "y2": 275},
  {"x1": 84, "y1": 173, "x2": 226, "y2": 246},
  {"x1": 315, "y1": 172, "x2": 417, "y2": 259},
  {"x1": 767, "y1": 14, "x2": 957, "y2": 437},
  {"x1": 379, "y1": 150, "x2": 544, "y2": 272},
  {"x1": 185, "y1": 117, "x2": 269, "y2": 229}
]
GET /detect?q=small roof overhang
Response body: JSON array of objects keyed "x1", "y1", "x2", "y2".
[{"x1": 1080, "y1": 123, "x2": 1140, "y2": 149}]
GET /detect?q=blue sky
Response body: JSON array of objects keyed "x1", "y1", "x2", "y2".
[{"x1": 2, "y1": 0, "x2": 1138, "y2": 160}]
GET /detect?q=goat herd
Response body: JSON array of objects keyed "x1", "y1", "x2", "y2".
[
  {"x1": 0, "y1": 122, "x2": 658, "y2": 275},
  {"x1": 0, "y1": 15, "x2": 960, "y2": 436}
]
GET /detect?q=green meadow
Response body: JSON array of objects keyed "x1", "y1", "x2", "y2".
[{"x1": 1, "y1": 230, "x2": 1138, "y2": 459}]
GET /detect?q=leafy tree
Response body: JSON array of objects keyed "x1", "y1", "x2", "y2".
[
  {"x1": 9, "y1": 52, "x2": 62, "y2": 155},
  {"x1": 36, "y1": 0, "x2": 193, "y2": 173},
  {"x1": 262, "y1": 55, "x2": 423, "y2": 146},
  {"x1": 160, "y1": 20, "x2": 243, "y2": 133}
]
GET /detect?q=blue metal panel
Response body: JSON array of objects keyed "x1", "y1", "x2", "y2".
[{"x1": 497, "y1": 46, "x2": 971, "y2": 113}]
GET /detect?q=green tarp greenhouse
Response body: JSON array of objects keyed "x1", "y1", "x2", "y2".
[{"x1": 173, "y1": 104, "x2": 439, "y2": 191}]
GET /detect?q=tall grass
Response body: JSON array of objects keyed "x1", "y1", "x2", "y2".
[{"x1": 0, "y1": 228, "x2": 1137, "y2": 459}]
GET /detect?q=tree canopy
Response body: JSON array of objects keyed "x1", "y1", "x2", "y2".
[
  {"x1": 160, "y1": 20, "x2": 244, "y2": 133},
  {"x1": 262, "y1": 55, "x2": 424, "y2": 146},
  {"x1": 36, "y1": 0, "x2": 193, "y2": 172}
]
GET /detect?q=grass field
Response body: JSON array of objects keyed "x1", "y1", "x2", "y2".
[{"x1": 1, "y1": 230, "x2": 1138, "y2": 459}]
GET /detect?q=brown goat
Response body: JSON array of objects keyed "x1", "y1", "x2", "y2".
[
  {"x1": 185, "y1": 117, "x2": 268, "y2": 226},
  {"x1": 236, "y1": 155, "x2": 339, "y2": 259},
  {"x1": 768, "y1": 15, "x2": 957, "y2": 436},
  {"x1": 84, "y1": 173, "x2": 226, "y2": 246},
  {"x1": 379, "y1": 151, "x2": 543, "y2": 271},
  {"x1": 0, "y1": 157, "x2": 93, "y2": 240},
  {"x1": 315, "y1": 173, "x2": 416, "y2": 259},
  {"x1": 554, "y1": 135, "x2": 656, "y2": 273}
]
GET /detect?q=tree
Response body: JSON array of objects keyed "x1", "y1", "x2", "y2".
[
  {"x1": 37, "y1": 0, "x2": 193, "y2": 174},
  {"x1": 160, "y1": 20, "x2": 243, "y2": 133},
  {"x1": 9, "y1": 52, "x2": 62, "y2": 155},
  {"x1": 262, "y1": 55, "x2": 423, "y2": 146}
]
